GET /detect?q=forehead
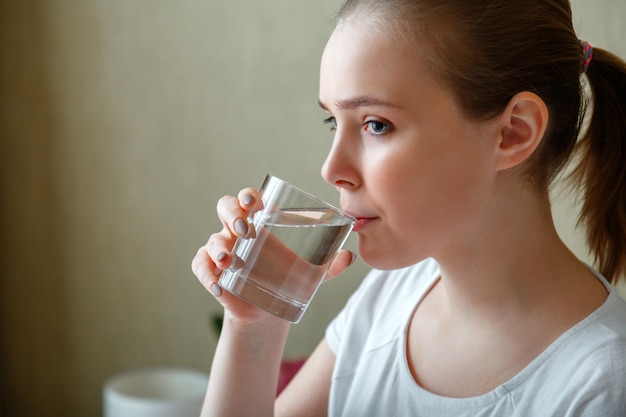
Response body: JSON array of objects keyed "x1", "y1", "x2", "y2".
[{"x1": 319, "y1": 20, "x2": 435, "y2": 107}]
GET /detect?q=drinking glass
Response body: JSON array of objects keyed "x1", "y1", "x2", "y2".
[{"x1": 218, "y1": 174, "x2": 355, "y2": 323}]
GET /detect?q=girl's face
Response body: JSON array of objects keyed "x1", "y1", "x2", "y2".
[{"x1": 319, "y1": 20, "x2": 500, "y2": 270}]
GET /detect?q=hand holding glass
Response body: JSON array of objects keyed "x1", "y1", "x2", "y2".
[{"x1": 218, "y1": 174, "x2": 355, "y2": 323}]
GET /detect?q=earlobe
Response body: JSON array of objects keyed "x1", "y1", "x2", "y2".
[{"x1": 495, "y1": 92, "x2": 549, "y2": 171}]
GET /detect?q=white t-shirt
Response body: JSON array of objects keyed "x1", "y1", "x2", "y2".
[{"x1": 325, "y1": 259, "x2": 626, "y2": 416}]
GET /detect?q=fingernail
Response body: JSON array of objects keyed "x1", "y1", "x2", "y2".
[
  {"x1": 216, "y1": 252, "x2": 227, "y2": 262},
  {"x1": 234, "y1": 219, "x2": 248, "y2": 236},
  {"x1": 210, "y1": 283, "x2": 223, "y2": 297},
  {"x1": 349, "y1": 252, "x2": 357, "y2": 266},
  {"x1": 242, "y1": 194, "x2": 254, "y2": 206}
]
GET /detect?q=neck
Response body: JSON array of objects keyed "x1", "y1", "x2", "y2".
[{"x1": 431, "y1": 181, "x2": 603, "y2": 321}]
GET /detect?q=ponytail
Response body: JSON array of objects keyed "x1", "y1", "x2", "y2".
[{"x1": 570, "y1": 47, "x2": 626, "y2": 285}]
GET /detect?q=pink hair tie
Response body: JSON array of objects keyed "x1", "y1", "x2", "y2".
[{"x1": 579, "y1": 40, "x2": 593, "y2": 74}]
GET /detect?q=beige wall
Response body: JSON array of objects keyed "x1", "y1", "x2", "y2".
[{"x1": 0, "y1": 1, "x2": 623, "y2": 415}]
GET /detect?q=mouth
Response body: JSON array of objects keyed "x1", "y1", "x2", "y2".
[
  {"x1": 350, "y1": 215, "x2": 378, "y2": 232},
  {"x1": 341, "y1": 204, "x2": 378, "y2": 232}
]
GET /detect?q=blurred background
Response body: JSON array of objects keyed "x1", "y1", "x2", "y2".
[{"x1": 1, "y1": 0, "x2": 624, "y2": 415}]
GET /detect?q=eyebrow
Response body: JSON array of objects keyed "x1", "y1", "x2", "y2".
[{"x1": 317, "y1": 96, "x2": 399, "y2": 111}]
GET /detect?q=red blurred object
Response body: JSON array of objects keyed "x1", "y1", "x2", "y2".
[{"x1": 277, "y1": 358, "x2": 306, "y2": 395}]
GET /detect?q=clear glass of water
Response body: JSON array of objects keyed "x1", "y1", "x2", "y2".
[{"x1": 218, "y1": 174, "x2": 355, "y2": 323}]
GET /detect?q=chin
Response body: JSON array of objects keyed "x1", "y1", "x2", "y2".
[
  {"x1": 358, "y1": 239, "x2": 428, "y2": 271},
  {"x1": 358, "y1": 243, "x2": 404, "y2": 271}
]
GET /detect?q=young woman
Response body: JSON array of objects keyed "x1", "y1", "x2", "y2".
[{"x1": 192, "y1": 1, "x2": 626, "y2": 415}]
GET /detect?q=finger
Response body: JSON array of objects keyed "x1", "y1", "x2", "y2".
[
  {"x1": 191, "y1": 244, "x2": 218, "y2": 290},
  {"x1": 192, "y1": 237, "x2": 238, "y2": 300},
  {"x1": 192, "y1": 230, "x2": 237, "y2": 281},
  {"x1": 237, "y1": 187, "x2": 264, "y2": 215},
  {"x1": 191, "y1": 246, "x2": 226, "y2": 299},
  {"x1": 216, "y1": 195, "x2": 252, "y2": 238},
  {"x1": 236, "y1": 188, "x2": 264, "y2": 239},
  {"x1": 326, "y1": 250, "x2": 357, "y2": 280},
  {"x1": 206, "y1": 232, "x2": 236, "y2": 271}
]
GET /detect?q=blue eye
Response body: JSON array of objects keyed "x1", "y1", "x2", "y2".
[
  {"x1": 364, "y1": 120, "x2": 390, "y2": 135},
  {"x1": 323, "y1": 116, "x2": 337, "y2": 132}
]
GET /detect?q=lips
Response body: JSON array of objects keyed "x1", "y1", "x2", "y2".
[
  {"x1": 351, "y1": 216, "x2": 378, "y2": 232},
  {"x1": 341, "y1": 206, "x2": 378, "y2": 232}
]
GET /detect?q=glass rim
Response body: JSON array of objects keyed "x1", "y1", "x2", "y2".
[{"x1": 263, "y1": 173, "x2": 356, "y2": 223}]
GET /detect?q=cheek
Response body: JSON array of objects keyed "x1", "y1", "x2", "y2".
[
  {"x1": 369, "y1": 151, "x2": 487, "y2": 262},
  {"x1": 360, "y1": 180, "x2": 437, "y2": 269}
]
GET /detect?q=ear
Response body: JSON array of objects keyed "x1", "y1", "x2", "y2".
[{"x1": 494, "y1": 92, "x2": 549, "y2": 172}]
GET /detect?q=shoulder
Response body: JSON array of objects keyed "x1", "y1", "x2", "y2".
[
  {"x1": 515, "y1": 289, "x2": 626, "y2": 416},
  {"x1": 558, "y1": 270, "x2": 626, "y2": 367},
  {"x1": 572, "y1": 284, "x2": 626, "y2": 356},
  {"x1": 556, "y1": 330, "x2": 626, "y2": 416}
]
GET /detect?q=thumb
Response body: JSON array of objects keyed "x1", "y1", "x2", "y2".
[{"x1": 326, "y1": 250, "x2": 357, "y2": 281}]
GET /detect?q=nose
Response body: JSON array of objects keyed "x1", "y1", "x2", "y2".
[{"x1": 321, "y1": 131, "x2": 359, "y2": 190}]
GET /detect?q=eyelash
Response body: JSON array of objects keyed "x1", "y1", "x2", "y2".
[
  {"x1": 323, "y1": 116, "x2": 337, "y2": 132},
  {"x1": 322, "y1": 116, "x2": 392, "y2": 136}
]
